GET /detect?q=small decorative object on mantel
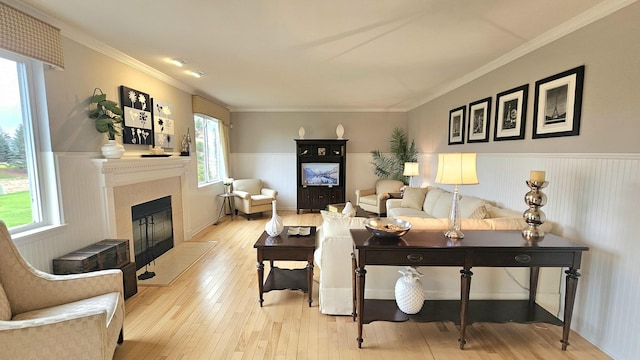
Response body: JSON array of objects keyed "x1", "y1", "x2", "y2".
[
  {"x1": 265, "y1": 200, "x2": 284, "y2": 236},
  {"x1": 180, "y1": 128, "x2": 192, "y2": 156},
  {"x1": 395, "y1": 266, "x2": 425, "y2": 314},
  {"x1": 88, "y1": 88, "x2": 125, "y2": 159},
  {"x1": 336, "y1": 124, "x2": 344, "y2": 139},
  {"x1": 298, "y1": 126, "x2": 305, "y2": 139},
  {"x1": 522, "y1": 170, "x2": 548, "y2": 241}
]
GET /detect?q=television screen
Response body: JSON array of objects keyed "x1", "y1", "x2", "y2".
[{"x1": 301, "y1": 163, "x2": 339, "y2": 186}]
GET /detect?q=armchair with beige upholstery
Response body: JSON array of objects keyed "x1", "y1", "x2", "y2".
[
  {"x1": 355, "y1": 179, "x2": 404, "y2": 215},
  {"x1": 0, "y1": 221, "x2": 125, "y2": 360},
  {"x1": 232, "y1": 178, "x2": 278, "y2": 220}
]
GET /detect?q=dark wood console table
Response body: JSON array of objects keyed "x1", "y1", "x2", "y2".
[{"x1": 350, "y1": 229, "x2": 589, "y2": 350}]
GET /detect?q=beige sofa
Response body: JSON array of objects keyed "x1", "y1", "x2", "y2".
[
  {"x1": 314, "y1": 187, "x2": 554, "y2": 316},
  {"x1": 0, "y1": 222, "x2": 125, "y2": 360}
]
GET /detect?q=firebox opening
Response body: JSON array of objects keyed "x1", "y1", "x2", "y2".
[{"x1": 132, "y1": 196, "x2": 174, "y2": 271}]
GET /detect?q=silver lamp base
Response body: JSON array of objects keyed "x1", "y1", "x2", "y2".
[{"x1": 444, "y1": 185, "x2": 464, "y2": 239}]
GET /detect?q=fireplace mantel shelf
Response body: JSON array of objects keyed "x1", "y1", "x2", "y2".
[{"x1": 93, "y1": 156, "x2": 191, "y2": 188}]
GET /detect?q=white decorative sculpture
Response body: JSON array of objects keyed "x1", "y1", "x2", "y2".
[
  {"x1": 342, "y1": 201, "x2": 356, "y2": 217},
  {"x1": 336, "y1": 124, "x2": 344, "y2": 139},
  {"x1": 395, "y1": 266, "x2": 425, "y2": 314},
  {"x1": 298, "y1": 127, "x2": 306, "y2": 139},
  {"x1": 265, "y1": 200, "x2": 284, "y2": 236}
]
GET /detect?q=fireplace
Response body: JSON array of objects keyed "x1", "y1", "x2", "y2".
[
  {"x1": 93, "y1": 157, "x2": 191, "y2": 265},
  {"x1": 132, "y1": 196, "x2": 174, "y2": 270}
]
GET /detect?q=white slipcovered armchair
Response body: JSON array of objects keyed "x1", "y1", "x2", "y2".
[
  {"x1": 232, "y1": 178, "x2": 278, "y2": 220},
  {"x1": 355, "y1": 179, "x2": 404, "y2": 215},
  {"x1": 0, "y1": 221, "x2": 125, "y2": 360}
]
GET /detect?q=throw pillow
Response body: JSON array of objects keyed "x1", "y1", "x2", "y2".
[
  {"x1": 0, "y1": 282, "x2": 11, "y2": 320},
  {"x1": 458, "y1": 195, "x2": 488, "y2": 219},
  {"x1": 484, "y1": 204, "x2": 521, "y2": 219},
  {"x1": 401, "y1": 187, "x2": 428, "y2": 210},
  {"x1": 467, "y1": 205, "x2": 488, "y2": 220},
  {"x1": 320, "y1": 210, "x2": 366, "y2": 238}
]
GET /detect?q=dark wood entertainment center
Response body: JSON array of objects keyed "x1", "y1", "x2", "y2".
[{"x1": 295, "y1": 139, "x2": 348, "y2": 213}]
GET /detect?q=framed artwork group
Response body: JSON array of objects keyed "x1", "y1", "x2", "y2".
[
  {"x1": 119, "y1": 85, "x2": 175, "y2": 148},
  {"x1": 447, "y1": 65, "x2": 584, "y2": 145}
]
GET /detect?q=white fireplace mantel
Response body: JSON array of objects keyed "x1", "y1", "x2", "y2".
[{"x1": 92, "y1": 156, "x2": 192, "y2": 243}]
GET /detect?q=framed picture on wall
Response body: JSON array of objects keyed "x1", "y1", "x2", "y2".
[
  {"x1": 467, "y1": 97, "x2": 491, "y2": 143},
  {"x1": 448, "y1": 106, "x2": 465, "y2": 145},
  {"x1": 120, "y1": 86, "x2": 153, "y2": 145},
  {"x1": 533, "y1": 65, "x2": 584, "y2": 139},
  {"x1": 494, "y1": 84, "x2": 528, "y2": 141}
]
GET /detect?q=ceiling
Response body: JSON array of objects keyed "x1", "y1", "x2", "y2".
[{"x1": 15, "y1": 0, "x2": 626, "y2": 111}]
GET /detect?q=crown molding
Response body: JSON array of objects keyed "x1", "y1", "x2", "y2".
[
  {"x1": 404, "y1": 0, "x2": 637, "y2": 111},
  {"x1": 8, "y1": 0, "x2": 196, "y2": 95}
]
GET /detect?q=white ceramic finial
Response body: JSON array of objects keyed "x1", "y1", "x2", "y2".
[
  {"x1": 336, "y1": 124, "x2": 344, "y2": 139},
  {"x1": 298, "y1": 127, "x2": 305, "y2": 139}
]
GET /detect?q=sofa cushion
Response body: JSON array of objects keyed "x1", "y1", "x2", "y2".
[
  {"x1": 401, "y1": 187, "x2": 427, "y2": 210},
  {"x1": 430, "y1": 191, "x2": 453, "y2": 218},
  {"x1": 396, "y1": 217, "x2": 493, "y2": 231},
  {"x1": 388, "y1": 207, "x2": 435, "y2": 218},
  {"x1": 485, "y1": 204, "x2": 522, "y2": 219},
  {"x1": 0, "y1": 282, "x2": 11, "y2": 320},
  {"x1": 459, "y1": 195, "x2": 489, "y2": 219},
  {"x1": 250, "y1": 194, "x2": 273, "y2": 206},
  {"x1": 422, "y1": 187, "x2": 448, "y2": 214},
  {"x1": 359, "y1": 194, "x2": 377, "y2": 206},
  {"x1": 12, "y1": 292, "x2": 119, "y2": 323}
]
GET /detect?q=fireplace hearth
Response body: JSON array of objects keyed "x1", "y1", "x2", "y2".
[{"x1": 132, "y1": 196, "x2": 174, "y2": 273}]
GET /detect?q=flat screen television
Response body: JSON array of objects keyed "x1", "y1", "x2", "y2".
[{"x1": 301, "y1": 163, "x2": 339, "y2": 186}]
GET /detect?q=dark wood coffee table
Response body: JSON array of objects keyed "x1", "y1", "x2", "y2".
[{"x1": 253, "y1": 226, "x2": 316, "y2": 307}]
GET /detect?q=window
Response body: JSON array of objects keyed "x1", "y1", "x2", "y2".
[
  {"x1": 194, "y1": 113, "x2": 223, "y2": 186},
  {"x1": 0, "y1": 50, "x2": 59, "y2": 234}
]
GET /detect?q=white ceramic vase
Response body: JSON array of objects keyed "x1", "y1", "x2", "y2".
[
  {"x1": 395, "y1": 266, "x2": 425, "y2": 314},
  {"x1": 336, "y1": 124, "x2": 344, "y2": 139},
  {"x1": 101, "y1": 139, "x2": 125, "y2": 159},
  {"x1": 265, "y1": 200, "x2": 284, "y2": 236},
  {"x1": 298, "y1": 127, "x2": 306, "y2": 139}
]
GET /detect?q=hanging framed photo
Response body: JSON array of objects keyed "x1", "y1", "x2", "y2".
[
  {"x1": 153, "y1": 99, "x2": 175, "y2": 149},
  {"x1": 467, "y1": 97, "x2": 491, "y2": 143},
  {"x1": 533, "y1": 65, "x2": 584, "y2": 139},
  {"x1": 448, "y1": 106, "x2": 465, "y2": 145},
  {"x1": 120, "y1": 86, "x2": 153, "y2": 145},
  {"x1": 494, "y1": 84, "x2": 528, "y2": 141}
]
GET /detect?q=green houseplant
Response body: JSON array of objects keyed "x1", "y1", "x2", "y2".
[
  {"x1": 88, "y1": 88, "x2": 123, "y2": 141},
  {"x1": 88, "y1": 88, "x2": 125, "y2": 158},
  {"x1": 370, "y1": 127, "x2": 418, "y2": 184}
]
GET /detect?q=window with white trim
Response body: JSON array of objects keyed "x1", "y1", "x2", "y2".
[
  {"x1": 0, "y1": 50, "x2": 59, "y2": 234},
  {"x1": 194, "y1": 113, "x2": 223, "y2": 186}
]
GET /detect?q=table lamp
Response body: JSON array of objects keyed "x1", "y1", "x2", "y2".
[
  {"x1": 403, "y1": 162, "x2": 419, "y2": 187},
  {"x1": 434, "y1": 153, "x2": 479, "y2": 239}
]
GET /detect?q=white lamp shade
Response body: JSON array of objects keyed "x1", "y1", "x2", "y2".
[
  {"x1": 403, "y1": 162, "x2": 419, "y2": 177},
  {"x1": 435, "y1": 153, "x2": 479, "y2": 185}
]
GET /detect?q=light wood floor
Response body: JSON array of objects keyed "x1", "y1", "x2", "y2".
[{"x1": 114, "y1": 211, "x2": 610, "y2": 360}]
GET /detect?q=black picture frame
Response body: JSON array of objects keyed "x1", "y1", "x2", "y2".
[
  {"x1": 119, "y1": 86, "x2": 153, "y2": 145},
  {"x1": 533, "y1": 65, "x2": 584, "y2": 139},
  {"x1": 448, "y1": 106, "x2": 465, "y2": 145},
  {"x1": 467, "y1": 97, "x2": 491, "y2": 143},
  {"x1": 494, "y1": 84, "x2": 528, "y2": 141}
]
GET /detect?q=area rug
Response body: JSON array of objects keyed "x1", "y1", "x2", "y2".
[{"x1": 136, "y1": 241, "x2": 217, "y2": 286}]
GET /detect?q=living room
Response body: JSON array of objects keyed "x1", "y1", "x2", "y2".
[{"x1": 1, "y1": 0, "x2": 639, "y2": 359}]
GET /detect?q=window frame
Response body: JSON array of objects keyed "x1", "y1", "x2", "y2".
[
  {"x1": 194, "y1": 113, "x2": 224, "y2": 187},
  {"x1": 1, "y1": 49, "x2": 61, "y2": 236}
]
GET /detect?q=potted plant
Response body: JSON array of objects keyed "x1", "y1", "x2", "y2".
[
  {"x1": 370, "y1": 127, "x2": 417, "y2": 184},
  {"x1": 89, "y1": 88, "x2": 125, "y2": 158}
]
